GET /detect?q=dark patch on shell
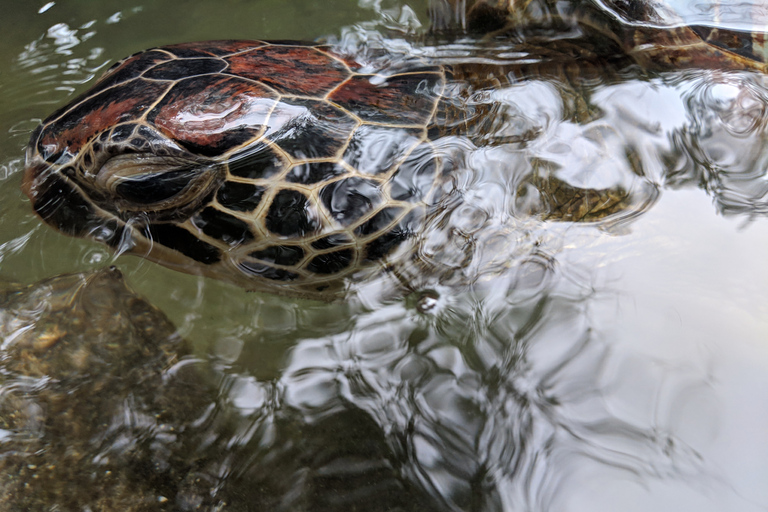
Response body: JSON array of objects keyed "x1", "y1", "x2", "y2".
[
  {"x1": 216, "y1": 181, "x2": 265, "y2": 212},
  {"x1": 270, "y1": 99, "x2": 358, "y2": 160},
  {"x1": 265, "y1": 189, "x2": 318, "y2": 237},
  {"x1": 93, "y1": 50, "x2": 173, "y2": 91},
  {"x1": 306, "y1": 249, "x2": 354, "y2": 274},
  {"x1": 228, "y1": 144, "x2": 286, "y2": 180},
  {"x1": 311, "y1": 233, "x2": 353, "y2": 250}
]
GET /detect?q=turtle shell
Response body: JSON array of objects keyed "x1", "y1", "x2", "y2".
[{"x1": 24, "y1": 40, "x2": 448, "y2": 299}]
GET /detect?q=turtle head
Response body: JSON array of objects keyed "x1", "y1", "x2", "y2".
[
  {"x1": 21, "y1": 42, "x2": 279, "y2": 242},
  {"x1": 23, "y1": 107, "x2": 225, "y2": 240}
]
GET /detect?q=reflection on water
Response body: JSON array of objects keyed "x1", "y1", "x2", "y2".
[
  {"x1": 1, "y1": 1, "x2": 768, "y2": 511},
  {"x1": 671, "y1": 71, "x2": 768, "y2": 217}
]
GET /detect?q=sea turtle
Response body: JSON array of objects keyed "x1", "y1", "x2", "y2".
[{"x1": 21, "y1": 0, "x2": 768, "y2": 300}]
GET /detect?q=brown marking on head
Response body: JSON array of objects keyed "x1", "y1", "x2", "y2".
[
  {"x1": 225, "y1": 45, "x2": 351, "y2": 96},
  {"x1": 148, "y1": 75, "x2": 279, "y2": 156},
  {"x1": 38, "y1": 81, "x2": 170, "y2": 161},
  {"x1": 328, "y1": 73, "x2": 443, "y2": 126}
]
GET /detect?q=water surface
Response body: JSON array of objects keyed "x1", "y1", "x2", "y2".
[{"x1": 1, "y1": 1, "x2": 767, "y2": 511}]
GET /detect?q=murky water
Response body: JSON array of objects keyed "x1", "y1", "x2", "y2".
[{"x1": 1, "y1": 1, "x2": 768, "y2": 511}]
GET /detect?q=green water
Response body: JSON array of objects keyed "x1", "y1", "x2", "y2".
[{"x1": 2, "y1": 1, "x2": 768, "y2": 511}]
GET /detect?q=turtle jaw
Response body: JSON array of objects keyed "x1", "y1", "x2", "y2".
[
  {"x1": 22, "y1": 120, "x2": 91, "y2": 232},
  {"x1": 21, "y1": 142, "x2": 73, "y2": 226}
]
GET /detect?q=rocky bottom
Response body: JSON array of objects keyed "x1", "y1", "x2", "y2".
[{"x1": 0, "y1": 268, "x2": 439, "y2": 511}]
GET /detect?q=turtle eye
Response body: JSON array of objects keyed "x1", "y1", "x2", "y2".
[
  {"x1": 96, "y1": 153, "x2": 216, "y2": 213},
  {"x1": 114, "y1": 168, "x2": 201, "y2": 204}
]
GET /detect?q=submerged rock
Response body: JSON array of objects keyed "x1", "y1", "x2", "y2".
[
  {"x1": 0, "y1": 267, "x2": 214, "y2": 511},
  {"x1": 0, "y1": 267, "x2": 441, "y2": 511}
]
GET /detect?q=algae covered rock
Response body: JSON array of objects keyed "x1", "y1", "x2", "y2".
[
  {"x1": 0, "y1": 267, "x2": 215, "y2": 511},
  {"x1": 0, "y1": 268, "x2": 442, "y2": 510}
]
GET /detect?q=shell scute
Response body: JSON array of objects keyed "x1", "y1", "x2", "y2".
[
  {"x1": 225, "y1": 45, "x2": 351, "y2": 96},
  {"x1": 39, "y1": 80, "x2": 169, "y2": 162},
  {"x1": 227, "y1": 143, "x2": 288, "y2": 180},
  {"x1": 285, "y1": 161, "x2": 348, "y2": 185},
  {"x1": 311, "y1": 233, "x2": 354, "y2": 250},
  {"x1": 328, "y1": 72, "x2": 444, "y2": 126},
  {"x1": 143, "y1": 58, "x2": 228, "y2": 81},
  {"x1": 249, "y1": 245, "x2": 305, "y2": 266},
  {"x1": 306, "y1": 249, "x2": 354, "y2": 274},
  {"x1": 94, "y1": 50, "x2": 173, "y2": 90},
  {"x1": 191, "y1": 207, "x2": 255, "y2": 246},
  {"x1": 216, "y1": 181, "x2": 265, "y2": 212},
  {"x1": 267, "y1": 98, "x2": 358, "y2": 160},
  {"x1": 265, "y1": 189, "x2": 320, "y2": 238},
  {"x1": 147, "y1": 74, "x2": 278, "y2": 157},
  {"x1": 162, "y1": 40, "x2": 268, "y2": 58}
]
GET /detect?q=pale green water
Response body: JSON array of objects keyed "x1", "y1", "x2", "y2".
[{"x1": 2, "y1": 1, "x2": 768, "y2": 511}]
